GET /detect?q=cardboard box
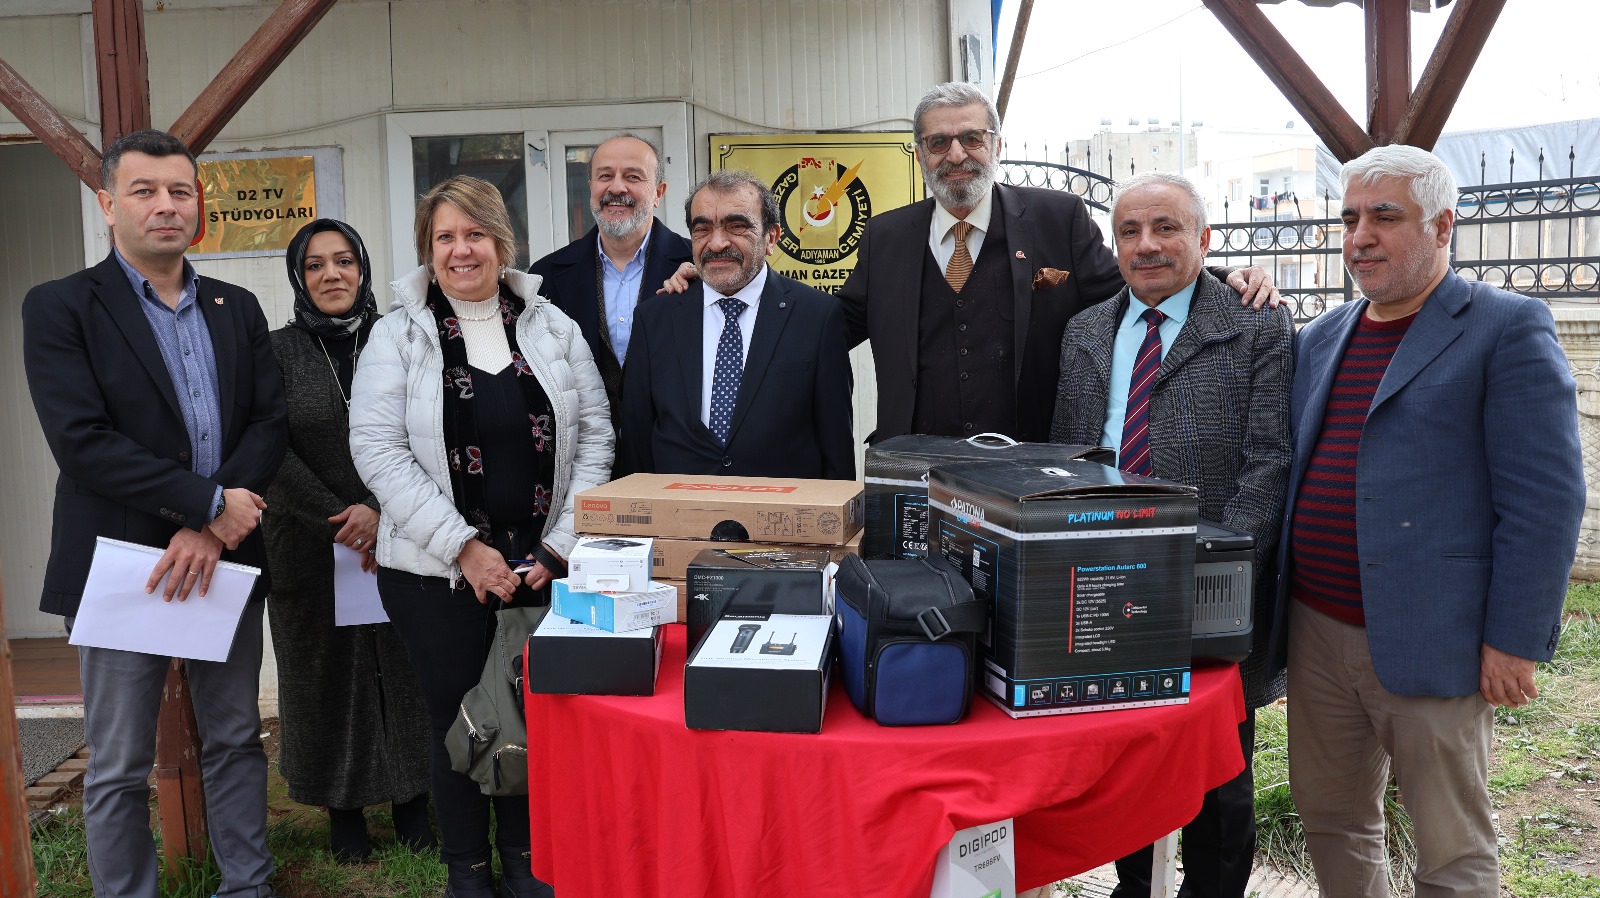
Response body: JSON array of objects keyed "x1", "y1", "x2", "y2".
[
  {"x1": 551, "y1": 579, "x2": 676, "y2": 633},
  {"x1": 661, "y1": 578, "x2": 687, "y2": 623},
  {"x1": 568, "y1": 536, "x2": 654, "y2": 592},
  {"x1": 928, "y1": 460, "x2": 1197, "y2": 717},
  {"x1": 929, "y1": 819, "x2": 1015, "y2": 898},
  {"x1": 526, "y1": 614, "x2": 663, "y2": 696},
  {"x1": 686, "y1": 548, "x2": 837, "y2": 653},
  {"x1": 865, "y1": 435, "x2": 1113, "y2": 560},
  {"x1": 649, "y1": 529, "x2": 862, "y2": 582},
  {"x1": 684, "y1": 614, "x2": 834, "y2": 733},
  {"x1": 576, "y1": 474, "x2": 863, "y2": 545}
]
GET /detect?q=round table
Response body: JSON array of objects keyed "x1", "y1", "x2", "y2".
[{"x1": 524, "y1": 623, "x2": 1244, "y2": 898}]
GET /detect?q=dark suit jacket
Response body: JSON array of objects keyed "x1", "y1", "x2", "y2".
[
  {"x1": 618, "y1": 269, "x2": 855, "y2": 480},
  {"x1": 1052, "y1": 270, "x2": 1294, "y2": 706},
  {"x1": 529, "y1": 219, "x2": 693, "y2": 411},
  {"x1": 21, "y1": 253, "x2": 288, "y2": 617},
  {"x1": 839, "y1": 184, "x2": 1123, "y2": 443},
  {"x1": 1270, "y1": 272, "x2": 1583, "y2": 697}
]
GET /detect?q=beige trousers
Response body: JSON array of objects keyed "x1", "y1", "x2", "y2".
[{"x1": 1286, "y1": 603, "x2": 1497, "y2": 898}]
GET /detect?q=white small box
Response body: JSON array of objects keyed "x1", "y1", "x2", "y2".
[
  {"x1": 930, "y1": 819, "x2": 1015, "y2": 898},
  {"x1": 569, "y1": 536, "x2": 654, "y2": 592},
  {"x1": 551, "y1": 579, "x2": 676, "y2": 633}
]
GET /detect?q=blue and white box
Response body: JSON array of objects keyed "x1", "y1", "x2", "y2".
[{"x1": 552, "y1": 578, "x2": 676, "y2": 633}]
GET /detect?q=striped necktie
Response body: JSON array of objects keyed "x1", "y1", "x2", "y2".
[
  {"x1": 1119, "y1": 308, "x2": 1165, "y2": 476},
  {"x1": 946, "y1": 221, "x2": 974, "y2": 292}
]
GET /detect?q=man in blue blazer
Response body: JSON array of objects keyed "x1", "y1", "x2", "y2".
[
  {"x1": 22, "y1": 130, "x2": 287, "y2": 898},
  {"x1": 529, "y1": 133, "x2": 693, "y2": 413},
  {"x1": 1272, "y1": 145, "x2": 1583, "y2": 895},
  {"x1": 618, "y1": 170, "x2": 854, "y2": 480}
]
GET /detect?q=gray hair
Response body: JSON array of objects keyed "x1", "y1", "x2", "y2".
[
  {"x1": 1112, "y1": 171, "x2": 1209, "y2": 230},
  {"x1": 1341, "y1": 144, "x2": 1458, "y2": 226},
  {"x1": 685, "y1": 170, "x2": 781, "y2": 234},
  {"x1": 598, "y1": 132, "x2": 666, "y2": 187},
  {"x1": 912, "y1": 82, "x2": 1001, "y2": 138}
]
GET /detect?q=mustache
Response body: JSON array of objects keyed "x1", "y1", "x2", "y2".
[
  {"x1": 598, "y1": 191, "x2": 637, "y2": 207},
  {"x1": 699, "y1": 247, "x2": 744, "y2": 265},
  {"x1": 1128, "y1": 255, "x2": 1175, "y2": 270},
  {"x1": 934, "y1": 158, "x2": 986, "y2": 181}
]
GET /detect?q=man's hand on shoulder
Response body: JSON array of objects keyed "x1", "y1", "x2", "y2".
[
  {"x1": 209, "y1": 487, "x2": 267, "y2": 550},
  {"x1": 1229, "y1": 266, "x2": 1282, "y2": 311},
  {"x1": 657, "y1": 261, "x2": 699, "y2": 295},
  {"x1": 1480, "y1": 643, "x2": 1539, "y2": 708},
  {"x1": 146, "y1": 526, "x2": 225, "y2": 601}
]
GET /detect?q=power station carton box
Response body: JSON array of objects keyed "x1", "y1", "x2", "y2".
[
  {"x1": 928, "y1": 460, "x2": 1197, "y2": 717},
  {"x1": 864, "y1": 435, "x2": 1113, "y2": 559},
  {"x1": 575, "y1": 474, "x2": 863, "y2": 545},
  {"x1": 929, "y1": 819, "x2": 1015, "y2": 898}
]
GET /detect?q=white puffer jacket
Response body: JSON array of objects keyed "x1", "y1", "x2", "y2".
[{"x1": 349, "y1": 266, "x2": 614, "y2": 580}]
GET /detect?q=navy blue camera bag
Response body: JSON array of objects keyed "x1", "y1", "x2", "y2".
[{"x1": 835, "y1": 554, "x2": 988, "y2": 726}]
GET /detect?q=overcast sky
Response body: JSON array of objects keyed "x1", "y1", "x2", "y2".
[{"x1": 994, "y1": 0, "x2": 1600, "y2": 156}]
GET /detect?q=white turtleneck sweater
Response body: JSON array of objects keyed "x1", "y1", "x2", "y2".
[{"x1": 447, "y1": 294, "x2": 513, "y2": 373}]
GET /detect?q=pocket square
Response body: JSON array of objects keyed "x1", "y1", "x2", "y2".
[{"x1": 1032, "y1": 267, "x2": 1070, "y2": 290}]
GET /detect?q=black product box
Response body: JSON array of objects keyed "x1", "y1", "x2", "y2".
[
  {"x1": 525, "y1": 614, "x2": 664, "y2": 697},
  {"x1": 928, "y1": 459, "x2": 1197, "y2": 717},
  {"x1": 864, "y1": 435, "x2": 1114, "y2": 560},
  {"x1": 685, "y1": 549, "x2": 836, "y2": 653},
  {"x1": 1193, "y1": 520, "x2": 1255, "y2": 664},
  {"x1": 684, "y1": 613, "x2": 834, "y2": 733}
]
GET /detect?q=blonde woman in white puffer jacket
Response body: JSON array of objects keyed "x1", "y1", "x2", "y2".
[{"x1": 348, "y1": 175, "x2": 611, "y2": 898}]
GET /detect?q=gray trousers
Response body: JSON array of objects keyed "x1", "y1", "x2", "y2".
[
  {"x1": 1287, "y1": 602, "x2": 1497, "y2": 898},
  {"x1": 75, "y1": 601, "x2": 274, "y2": 898}
]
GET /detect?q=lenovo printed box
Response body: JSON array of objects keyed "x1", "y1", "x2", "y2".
[
  {"x1": 929, "y1": 460, "x2": 1197, "y2": 717},
  {"x1": 575, "y1": 474, "x2": 862, "y2": 546},
  {"x1": 526, "y1": 614, "x2": 663, "y2": 697},
  {"x1": 865, "y1": 435, "x2": 1113, "y2": 560}
]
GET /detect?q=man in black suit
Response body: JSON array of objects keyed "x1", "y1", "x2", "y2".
[
  {"x1": 529, "y1": 133, "x2": 693, "y2": 412},
  {"x1": 22, "y1": 129, "x2": 287, "y2": 898},
  {"x1": 838, "y1": 82, "x2": 1273, "y2": 444},
  {"x1": 618, "y1": 170, "x2": 854, "y2": 480}
]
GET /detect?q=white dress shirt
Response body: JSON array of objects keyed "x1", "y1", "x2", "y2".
[
  {"x1": 927, "y1": 189, "x2": 994, "y2": 274},
  {"x1": 699, "y1": 265, "x2": 768, "y2": 427}
]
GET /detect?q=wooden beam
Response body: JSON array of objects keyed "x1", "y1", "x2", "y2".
[
  {"x1": 995, "y1": 0, "x2": 1036, "y2": 124},
  {"x1": 1395, "y1": 0, "x2": 1509, "y2": 150},
  {"x1": 154, "y1": 661, "x2": 207, "y2": 881},
  {"x1": 168, "y1": 0, "x2": 337, "y2": 155},
  {"x1": 92, "y1": 0, "x2": 150, "y2": 147},
  {"x1": 1365, "y1": 0, "x2": 1411, "y2": 145},
  {"x1": 0, "y1": 58, "x2": 103, "y2": 190},
  {"x1": 1, "y1": 577, "x2": 40, "y2": 898},
  {"x1": 1202, "y1": 0, "x2": 1374, "y2": 162}
]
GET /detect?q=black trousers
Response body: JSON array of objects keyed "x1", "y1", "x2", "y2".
[
  {"x1": 1112, "y1": 712, "x2": 1258, "y2": 898},
  {"x1": 377, "y1": 566, "x2": 531, "y2": 866}
]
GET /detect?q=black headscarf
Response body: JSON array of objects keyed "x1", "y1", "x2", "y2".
[{"x1": 285, "y1": 218, "x2": 378, "y2": 340}]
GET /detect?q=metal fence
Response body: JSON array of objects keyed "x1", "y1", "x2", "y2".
[{"x1": 1000, "y1": 148, "x2": 1600, "y2": 323}]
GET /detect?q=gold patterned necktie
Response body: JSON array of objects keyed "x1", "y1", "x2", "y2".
[{"x1": 946, "y1": 220, "x2": 974, "y2": 292}]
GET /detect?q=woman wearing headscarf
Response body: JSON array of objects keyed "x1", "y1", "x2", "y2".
[
  {"x1": 264, "y1": 219, "x2": 434, "y2": 863},
  {"x1": 351, "y1": 176, "x2": 612, "y2": 898}
]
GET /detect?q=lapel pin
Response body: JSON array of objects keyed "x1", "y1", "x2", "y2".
[
  {"x1": 1015, "y1": 250, "x2": 1026, "y2": 260},
  {"x1": 779, "y1": 302, "x2": 787, "y2": 309},
  {"x1": 213, "y1": 297, "x2": 224, "y2": 305}
]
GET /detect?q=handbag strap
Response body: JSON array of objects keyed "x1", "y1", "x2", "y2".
[{"x1": 914, "y1": 601, "x2": 989, "y2": 641}]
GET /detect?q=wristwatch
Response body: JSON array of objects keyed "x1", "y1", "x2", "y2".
[{"x1": 213, "y1": 492, "x2": 226, "y2": 522}]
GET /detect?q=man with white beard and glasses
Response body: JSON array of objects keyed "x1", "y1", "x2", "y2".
[
  {"x1": 530, "y1": 133, "x2": 693, "y2": 412},
  {"x1": 838, "y1": 82, "x2": 1279, "y2": 444}
]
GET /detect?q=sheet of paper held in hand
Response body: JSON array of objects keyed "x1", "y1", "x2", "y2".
[
  {"x1": 333, "y1": 543, "x2": 388, "y2": 626},
  {"x1": 69, "y1": 537, "x2": 259, "y2": 663}
]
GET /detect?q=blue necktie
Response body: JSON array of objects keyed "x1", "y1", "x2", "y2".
[
  {"x1": 1119, "y1": 308, "x2": 1165, "y2": 476},
  {"x1": 709, "y1": 297, "x2": 748, "y2": 444}
]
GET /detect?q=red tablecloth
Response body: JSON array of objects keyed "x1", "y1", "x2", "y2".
[{"x1": 525, "y1": 624, "x2": 1243, "y2": 898}]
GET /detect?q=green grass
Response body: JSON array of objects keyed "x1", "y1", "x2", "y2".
[{"x1": 1563, "y1": 582, "x2": 1600, "y2": 618}]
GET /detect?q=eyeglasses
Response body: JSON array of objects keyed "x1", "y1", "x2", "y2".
[{"x1": 918, "y1": 129, "x2": 997, "y2": 155}]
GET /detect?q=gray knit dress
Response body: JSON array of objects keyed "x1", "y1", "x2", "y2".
[{"x1": 265, "y1": 323, "x2": 431, "y2": 810}]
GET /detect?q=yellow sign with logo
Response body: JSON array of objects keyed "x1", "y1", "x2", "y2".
[
  {"x1": 190, "y1": 155, "x2": 318, "y2": 255},
  {"x1": 711, "y1": 133, "x2": 922, "y2": 295}
]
